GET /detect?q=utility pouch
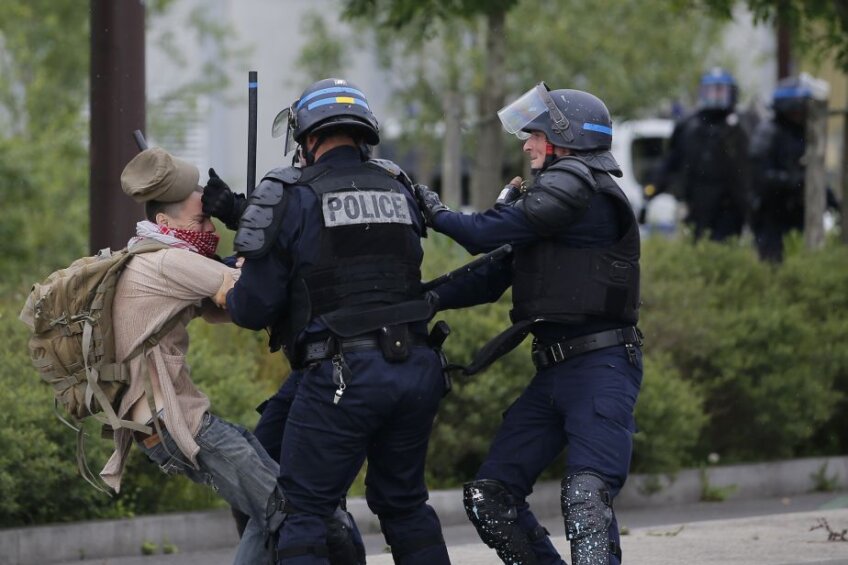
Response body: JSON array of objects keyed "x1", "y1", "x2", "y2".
[
  {"x1": 429, "y1": 321, "x2": 453, "y2": 396},
  {"x1": 379, "y1": 324, "x2": 410, "y2": 363}
]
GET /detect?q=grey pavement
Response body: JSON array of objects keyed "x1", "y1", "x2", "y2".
[
  {"x1": 57, "y1": 491, "x2": 848, "y2": 565},
  {"x1": 8, "y1": 457, "x2": 846, "y2": 565}
]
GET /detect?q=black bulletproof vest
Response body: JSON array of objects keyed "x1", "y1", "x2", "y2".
[
  {"x1": 511, "y1": 171, "x2": 640, "y2": 325},
  {"x1": 278, "y1": 163, "x2": 423, "y2": 351}
]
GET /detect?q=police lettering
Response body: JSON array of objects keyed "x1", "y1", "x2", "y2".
[{"x1": 322, "y1": 190, "x2": 413, "y2": 227}]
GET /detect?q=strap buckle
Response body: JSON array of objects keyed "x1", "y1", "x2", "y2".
[{"x1": 549, "y1": 343, "x2": 565, "y2": 364}]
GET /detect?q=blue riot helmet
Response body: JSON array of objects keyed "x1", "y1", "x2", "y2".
[
  {"x1": 272, "y1": 78, "x2": 380, "y2": 157},
  {"x1": 772, "y1": 76, "x2": 813, "y2": 125},
  {"x1": 697, "y1": 67, "x2": 738, "y2": 112},
  {"x1": 498, "y1": 82, "x2": 620, "y2": 173}
]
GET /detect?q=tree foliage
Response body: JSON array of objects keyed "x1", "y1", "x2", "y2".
[
  {"x1": 295, "y1": 11, "x2": 350, "y2": 81},
  {"x1": 691, "y1": 0, "x2": 848, "y2": 68},
  {"x1": 342, "y1": 0, "x2": 519, "y2": 30},
  {"x1": 505, "y1": 0, "x2": 719, "y2": 118},
  {"x1": 342, "y1": 0, "x2": 721, "y2": 207}
]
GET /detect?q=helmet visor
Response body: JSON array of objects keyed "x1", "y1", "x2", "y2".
[
  {"x1": 698, "y1": 83, "x2": 734, "y2": 111},
  {"x1": 272, "y1": 106, "x2": 296, "y2": 155},
  {"x1": 498, "y1": 86, "x2": 548, "y2": 140}
]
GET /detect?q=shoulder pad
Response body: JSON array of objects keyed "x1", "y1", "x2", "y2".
[
  {"x1": 517, "y1": 163, "x2": 596, "y2": 236},
  {"x1": 366, "y1": 158, "x2": 401, "y2": 177},
  {"x1": 367, "y1": 158, "x2": 414, "y2": 187},
  {"x1": 233, "y1": 177, "x2": 289, "y2": 258},
  {"x1": 543, "y1": 157, "x2": 597, "y2": 190},
  {"x1": 262, "y1": 166, "x2": 302, "y2": 185}
]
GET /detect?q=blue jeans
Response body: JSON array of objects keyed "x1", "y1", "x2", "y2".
[{"x1": 137, "y1": 412, "x2": 280, "y2": 565}]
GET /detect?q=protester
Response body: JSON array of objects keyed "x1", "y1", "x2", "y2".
[{"x1": 101, "y1": 147, "x2": 280, "y2": 565}]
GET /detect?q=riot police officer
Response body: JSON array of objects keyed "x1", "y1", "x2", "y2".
[
  {"x1": 749, "y1": 76, "x2": 812, "y2": 262},
  {"x1": 417, "y1": 83, "x2": 642, "y2": 565},
  {"x1": 215, "y1": 78, "x2": 451, "y2": 565},
  {"x1": 655, "y1": 67, "x2": 750, "y2": 240}
]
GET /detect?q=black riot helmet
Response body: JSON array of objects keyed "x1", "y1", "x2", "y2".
[
  {"x1": 499, "y1": 83, "x2": 614, "y2": 152},
  {"x1": 272, "y1": 78, "x2": 380, "y2": 157},
  {"x1": 498, "y1": 82, "x2": 620, "y2": 173}
]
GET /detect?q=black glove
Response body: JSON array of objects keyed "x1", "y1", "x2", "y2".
[
  {"x1": 424, "y1": 289, "x2": 441, "y2": 318},
  {"x1": 202, "y1": 168, "x2": 246, "y2": 231},
  {"x1": 414, "y1": 184, "x2": 449, "y2": 225},
  {"x1": 495, "y1": 176, "x2": 524, "y2": 208}
]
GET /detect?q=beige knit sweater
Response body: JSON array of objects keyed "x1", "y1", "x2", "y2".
[{"x1": 99, "y1": 248, "x2": 237, "y2": 492}]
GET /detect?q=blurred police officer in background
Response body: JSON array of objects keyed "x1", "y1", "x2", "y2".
[
  {"x1": 750, "y1": 76, "x2": 820, "y2": 262},
  {"x1": 205, "y1": 78, "x2": 451, "y2": 565},
  {"x1": 417, "y1": 83, "x2": 642, "y2": 565},
  {"x1": 655, "y1": 67, "x2": 750, "y2": 240}
]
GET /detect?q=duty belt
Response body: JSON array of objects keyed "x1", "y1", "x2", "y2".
[
  {"x1": 301, "y1": 333, "x2": 429, "y2": 363},
  {"x1": 531, "y1": 326, "x2": 643, "y2": 370}
]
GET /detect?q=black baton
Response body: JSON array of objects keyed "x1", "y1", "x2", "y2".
[
  {"x1": 132, "y1": 130, "x2": 148, "y2": 151},
  {"x1": 422, "y1": 244, "x2": 513, "y2": 292},
  {"x1": 247, "y1": 71, "x2": 258, "y2": 197}
]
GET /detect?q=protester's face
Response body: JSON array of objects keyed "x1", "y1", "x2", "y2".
[
  {"x1": 159, "y1": 191, "x2": 216, "y2": 233},
  {"x1": 523, "y1": 131, "x2": 548, "y2": 168}
]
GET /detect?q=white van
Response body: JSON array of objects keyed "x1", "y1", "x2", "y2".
[{"x1": 610, "y1": 118, "x2": 677, "y2": 233}]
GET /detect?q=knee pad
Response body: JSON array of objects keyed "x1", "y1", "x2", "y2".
[
  {"x1": 325, "y1": 507, "x2": 365, "y2": 565},
  {"x1": 463, "y1": 479, "x2": 542, "y2": 565},
  {"x1": 561, "y1": 473, "x2": 619, "y2": 565}
]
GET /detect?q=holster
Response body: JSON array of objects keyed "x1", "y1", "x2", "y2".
[
  {"x1": 429, "y1": 320, "x2": 453, "y2": 396},
  {"x1": 378, "y1": 324, "x2": 410, "y2": 363}
]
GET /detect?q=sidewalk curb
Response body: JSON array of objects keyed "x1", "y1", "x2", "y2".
[{"x1": 2, "y1": 455, "x2": 846, "y2": 565}]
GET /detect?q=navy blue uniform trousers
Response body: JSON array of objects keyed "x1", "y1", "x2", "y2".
[
  {"x1": 272, "y1": 346, "x2": 449, "y2": 564},
  {"x1": 478, "y1": 344, "x2": 642, "y2": 564},
  {"x1": 254, "y1": 371, "x2": 303, "y2": 466}
]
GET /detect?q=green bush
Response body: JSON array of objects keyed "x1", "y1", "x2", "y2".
[
  {"x1": 632, "y1": 353, "x2": 706, "y2": 473},
  {"x1": 0, "y1": 302, "x2": 122, "y2": 527},
  {"x1": 640, "y1": 236, "x2": 847, "y2": 462}
]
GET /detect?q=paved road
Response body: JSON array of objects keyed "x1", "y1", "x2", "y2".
[{"x1": 66, "y1": 491, "x2": 848, "y2": 565}]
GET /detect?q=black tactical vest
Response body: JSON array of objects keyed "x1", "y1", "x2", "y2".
[
  {"x1": 510, "y1": 169, "x2": 640, "y2": 325},
  {"x1": 274, "y1": 162, "x2": 424, "y2": 355}
]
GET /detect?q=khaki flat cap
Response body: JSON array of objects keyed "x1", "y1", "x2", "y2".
[{"x1": 120, "y1": 147, "x2": 200, "y2": 203}]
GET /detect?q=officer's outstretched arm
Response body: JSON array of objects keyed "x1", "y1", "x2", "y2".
[{"x1": 428, "y1": 257, "x2": 512, "y2": 311}]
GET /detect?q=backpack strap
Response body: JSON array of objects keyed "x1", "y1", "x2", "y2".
[{"x1": 76, "y1": 305, "x2": 192, "y2": 494}]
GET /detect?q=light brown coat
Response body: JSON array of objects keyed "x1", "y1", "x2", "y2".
[{"x1": 99, "y1": 248, "x2": 237, "y2": 492}]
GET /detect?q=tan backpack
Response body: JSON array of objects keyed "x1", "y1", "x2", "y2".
[{"x1": 20, "y1": 239, "x2": 181, "y2": 491}]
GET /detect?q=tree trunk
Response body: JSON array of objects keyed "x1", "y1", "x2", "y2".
[
  {"x1": 90, "y1": 0, "x2": 145, "y2": 253},
  {"x1": 441, "y1": 88, "x2": 463, "y2": 208},
  {"x1": 440, "y1": 23, "x2": 463, "y2": 208},
  {"x1": 841, "y1": 95, "x2": 848, "y2": 244},
  {"x1": 469, "y1": 10, "x2": 506, "y2": 211},
  {"x1": 803, "y1": 98, "x2": 828, "y2": 250}
]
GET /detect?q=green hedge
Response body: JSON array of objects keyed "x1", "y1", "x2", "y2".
[{"x1": 2, "y1": 233, "x2": 847, "y2": 526}]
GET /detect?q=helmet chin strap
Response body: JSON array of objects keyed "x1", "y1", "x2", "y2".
[
  {"x1": 541, "y1": 141, "x2": 558, "y2": 170},
  {"x1": 302, "y1": 133, "x2": 329, "y2": 166},
  {"x1": 358, "y1": 143, "x2": 372, "y2": 161}
]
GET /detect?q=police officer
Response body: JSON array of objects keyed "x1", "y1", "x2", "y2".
[
  {"x1": 212, "y1": 78, "x2": 451, "y2": 565},
  {"x1": 416, "y1": 83, "x2": 642, "y2": 565},
  {"x1": 655, "y1": 67, "x2": 750, "y2": 240},
  {"x1": 749, "y1": 77, "x2": 812, "y2": 262}
]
